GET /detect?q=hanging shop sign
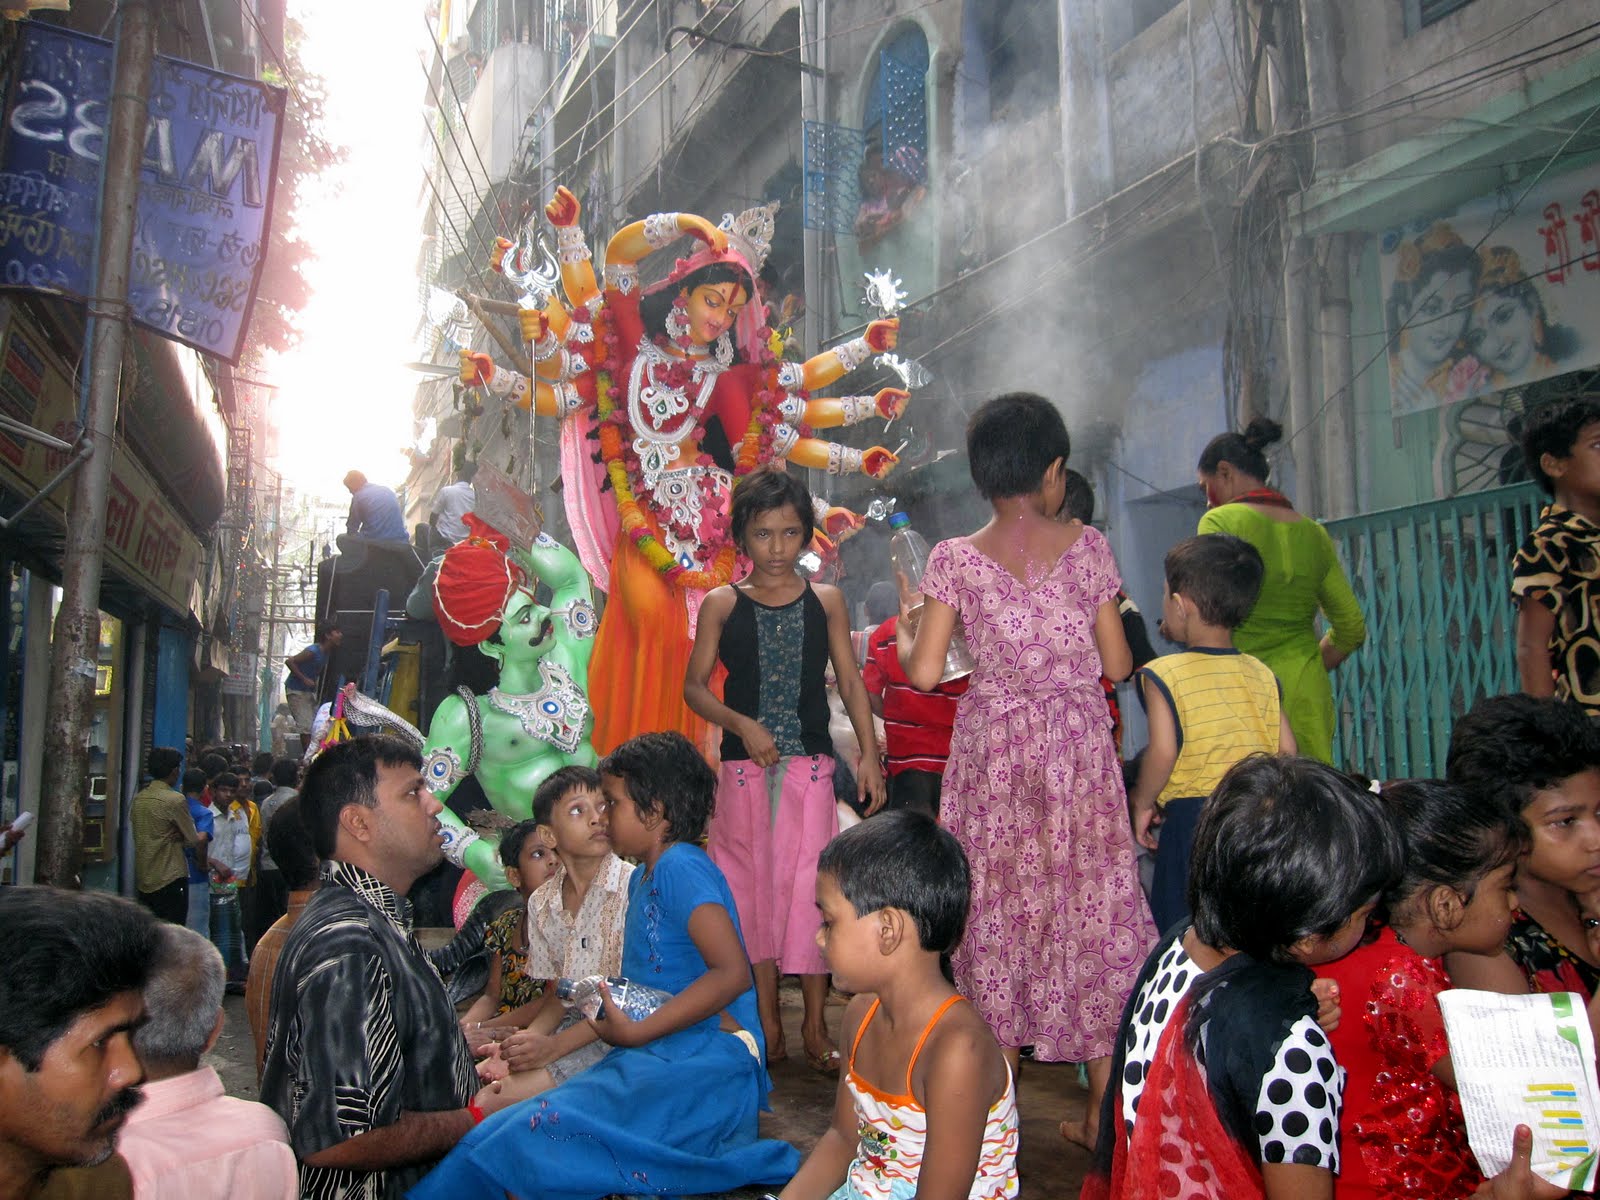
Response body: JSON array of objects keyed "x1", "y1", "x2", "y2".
[
  {"x1": 1380, "y1": 163, "x2": 1599, "y2": 417},
  {"x1": 0, "y1": 22, "x2": 285, "y2": 362},
  {"x1": 0, "y1": 312, "x2": 203, "y2": 616}
]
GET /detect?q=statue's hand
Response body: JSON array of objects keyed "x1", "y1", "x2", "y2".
[
  {"x1": 491, "y1": 236, "x2": 514, "y2": 274},
  {"x1": 874, "y1": 387, "x2": 909, "y2": 420},
  {"x1": 546, "y1": 185, "x2": 580, "y2": 227},
  {"x1": 865, "y1": 319, "x2": 899, "y2": 353},
  {"x1": 460, "y1": 351, "x2": 496, "y2": 387},
  {"x1": 518, "y1": 308, "x2": 548, "y2": 344},
  {"x1": 682, "y1": 215, "x2": 729, "y2": 254},
  {"x1": 862, "y1": 447, "x2": 900, "y2": 479},
  {"x1": 823, "y1": 506, "x2": 865, "y2": 541}
]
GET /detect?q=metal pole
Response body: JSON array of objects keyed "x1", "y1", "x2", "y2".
[
  {"x1": 362, "y1": 590, "x2": 390, "y2": 695},
  {"x1": 260, "y1": 473, "x2": 283, "y2": 753},
  {"x1": 35, "y1": 0, "x2": 154, "y2": 887}
]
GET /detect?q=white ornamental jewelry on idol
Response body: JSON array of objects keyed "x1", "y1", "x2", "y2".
[
  {"x1": 486, "y1": 661, "x2": 590, "y2": 755},
  {"x1": 861, "y1": 267, "x2": 929, "y2": 427},
  {"x1": 504, "y1": 218, "x2": 562, "y2": 310},
  {"x1": 604, "y1": 261, "x2": 639, "y2": 295},
  {"x1": 862, "y1": 268, "x2": 907, "y2": 316},
  {"x1": 877, "y1": 352, "x2": 932, "y2": 391},
  {"x1": 553, "y1": 223, "x2": 590, "y2": 267},
  {"x1": 841, "y1": 395, "x2": 876, "y2": 425},
  {"x1": 627, "y1": 338, "x2": 725, "y2": 488},
  {"x1": 642, "y1": 212, "x2": 682, "y2": 249},
  {"x1": 664, "y1": 298, "x2": 691, "y2": 341},
  {"x1": 717, "y1": 204, "x2": 778, "y2": 275}
]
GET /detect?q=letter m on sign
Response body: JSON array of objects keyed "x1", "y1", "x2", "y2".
[{"x1": 182, "y1": 132, "x2": 262, "y2": 206}]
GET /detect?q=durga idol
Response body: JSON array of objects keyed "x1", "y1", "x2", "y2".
[{"x1": 460, "y1": 187, "x2": 909, "y2": 752}]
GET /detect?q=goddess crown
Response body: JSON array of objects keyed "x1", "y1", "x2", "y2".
[{"x1": 718, "y1": 202, "x2": 778, "y2": 275}]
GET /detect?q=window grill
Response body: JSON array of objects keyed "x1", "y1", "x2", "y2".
[{"x1": 802, "y1": 120, "x2": 865, "y2": 235}]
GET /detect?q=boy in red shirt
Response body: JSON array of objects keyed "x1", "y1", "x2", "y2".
[{"x1": 862, "y1": 582, "x2": 968, "y2": 818}]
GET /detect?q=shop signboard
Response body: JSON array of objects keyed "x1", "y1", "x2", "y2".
[
  {"x1": 0, "y1": 22, "x2": 285, "y2": 362},
  {"x1": 0, "y1": 313, "x2": 203, "y2": 617},
  {"x1": 1380, "y1": 164, "x2": 1599, "y2": 416}
]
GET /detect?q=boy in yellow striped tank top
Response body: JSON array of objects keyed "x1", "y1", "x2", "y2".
[{"x1": 1129, "y1": 534, "x2": 1296, "y2": 930}]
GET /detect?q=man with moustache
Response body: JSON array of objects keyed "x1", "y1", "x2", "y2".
[
  {"x1": 259, "y1": 736, "x2": 477, "y2": 1199},
  {"x1": 0, "y1": 888, "x2": 159, "y2": 1200}
]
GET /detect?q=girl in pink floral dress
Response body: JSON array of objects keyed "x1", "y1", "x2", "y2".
[{"x1": 897, "y1": 392, "x2": 1157, "y2": 1149}]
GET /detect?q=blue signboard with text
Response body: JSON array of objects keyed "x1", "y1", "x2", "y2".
[{"x1": 0, "y1": 22, "x2": 285, "y2": 363}]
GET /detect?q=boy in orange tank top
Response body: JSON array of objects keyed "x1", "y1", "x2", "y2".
[{"x1": 780, "y1": 812, "x2": 1018, "y2": 1200}]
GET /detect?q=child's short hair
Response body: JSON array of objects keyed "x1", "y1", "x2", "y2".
[
  {"x1": 1164, "y1": 534, "x2": 1265, "y2": 630},
  {"x1": 498, "y1": 818, "x2": 542, "y2": 873},
  {"x1": 1062, "y1": 468, "x2": 1094, "y2": 524},
  {"x1": 1446, "y1": 693, "x2": 1600, "y2": 824},
  {"x1": 966, "y1": 392, "x2": 1071, "y2": 500},
  {"x1": 181, "y1": 767, "x2": 206, "y2": 796},
  {"x1": 599, "y1": 732, "x2": 715, "y2": 845},
  {"x1": 817, "y1": 811, "x2": 970, "y2": 954},
  {"x1": 730, "y1": 468, "x2": 815, "y2": 550},
  {"x1": 1521, "y1": 398, "x2": 1600, "y2": 495},
  {"x1": 1377, "y1": 779, "x2": 1525, "y2": 910},
  {"x1": 531, "y1": 765, "x2": 603, "y2": 827},
  {"x1": 1189, "y1": 755, "x2": 1403, "y2": 963}
]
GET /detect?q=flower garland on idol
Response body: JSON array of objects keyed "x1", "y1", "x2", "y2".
[{"x1": 583, "y1": 291, "x2": 813, "y2": 594}]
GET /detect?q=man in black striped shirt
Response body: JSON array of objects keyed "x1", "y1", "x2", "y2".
[{"x1": 259, "y1": 737, "x2": 476, "y2": 1200}]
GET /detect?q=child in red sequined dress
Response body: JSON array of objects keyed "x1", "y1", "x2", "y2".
[{"x1": 1316, "y1": 780, "x2": 1524, "y2": 1199}]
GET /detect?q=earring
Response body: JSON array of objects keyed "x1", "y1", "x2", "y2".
[
  {"x1": 714, "y1": 330, "x2": 734, "y2": 366},
  {"x1": 665, "y1": 294, "x2": 691, "y2": 343}
]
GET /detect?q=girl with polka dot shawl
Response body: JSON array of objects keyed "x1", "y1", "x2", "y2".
[
  {"x1": 1082, "y1": 755, "x2": 1403, "y2": 1200},
  {"x1": 1315, "y1": 780, "x2": 1523, "y2": 1199}
]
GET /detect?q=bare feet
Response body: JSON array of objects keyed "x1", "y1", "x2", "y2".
[
  {"x1": 766, "y1": 1034, "x2": 787, "y2": 1065},
  {"x1": 1059, "y1": 1117, "x2": 1098, "y2": 1151}
]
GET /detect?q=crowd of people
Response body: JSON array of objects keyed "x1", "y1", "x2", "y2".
[{"x1": 12, "y1": 391, "x2": 1600, "y2": 1200}]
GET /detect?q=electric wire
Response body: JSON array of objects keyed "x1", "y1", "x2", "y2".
[
  {"x1": 237, "y1": 1, "x2": 313, "y2": 116},
  {"x1": 518, "y1": 0, "x2": 757, "y2": 188},
  {"x1": 502, "y1": 0, "x2": 663, "y2": 183},
  {"x1": 423, "y1": 12, "x2": 512, "y2": 243},
  {"x1": 417, "y1": 105, "x2": 503, "y2": 290},
  {"x1": 528, "y1": 0, "x2": 964, "y2": 206},
  {"x1": 615, "y1": 0, "x2": 783, "y2": 206}
]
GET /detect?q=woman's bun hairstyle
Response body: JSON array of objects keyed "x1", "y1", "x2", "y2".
[
  {"x1": 1197, "y1": 415, "x2": 1283, "y2": 482},
  {"x1": 1240, "y1": 416, "x2": 1283, "y2": 453}
]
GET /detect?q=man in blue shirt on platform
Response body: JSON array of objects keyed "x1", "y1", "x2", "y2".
[{"x1": 342, "y1": 470, "x2": 409, "y2": 543}]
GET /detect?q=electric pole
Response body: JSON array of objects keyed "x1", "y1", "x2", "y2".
[{"x1": 35, "y1": 0, "x2": 154, "y2": 886}]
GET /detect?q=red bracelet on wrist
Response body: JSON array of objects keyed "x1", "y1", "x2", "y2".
[{"x1": 467, "y1": 1101, "x2": 486, "y2": 1124}]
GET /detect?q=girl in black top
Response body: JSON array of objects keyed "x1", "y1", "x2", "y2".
[{"x1": 686, "y1": 469, "x2": 885, "y2": 1073}]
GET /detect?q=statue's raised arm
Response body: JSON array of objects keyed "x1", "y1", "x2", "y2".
[{"x1": 447, "y1": 188, "x2": 920, "y2": 754}]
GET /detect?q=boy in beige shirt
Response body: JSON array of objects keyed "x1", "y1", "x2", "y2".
[{"x1": 480, "y1": 766, "x2": 633, "y2": 1110}]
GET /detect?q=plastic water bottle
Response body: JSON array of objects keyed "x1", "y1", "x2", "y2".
[
  {"x1": 888, "y1": 512, "x2": 975, "y2": 683},
  {"x1": 556, "y1": 975, "x2": 674, "y2": 1022}
]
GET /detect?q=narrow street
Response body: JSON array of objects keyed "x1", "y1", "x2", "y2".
[{"x1": 207, "y1": 980, "x2": 1093, "y2": 1198}]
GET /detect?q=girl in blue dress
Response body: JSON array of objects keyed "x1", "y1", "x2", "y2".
[{"x1": 409, "y1": 731, "x2": 799, "y2": 1199}]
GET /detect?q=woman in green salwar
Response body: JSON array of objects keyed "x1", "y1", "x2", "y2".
[{"x1": 1194, "y1": 417, "x2": 1366, "y2": 763}]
